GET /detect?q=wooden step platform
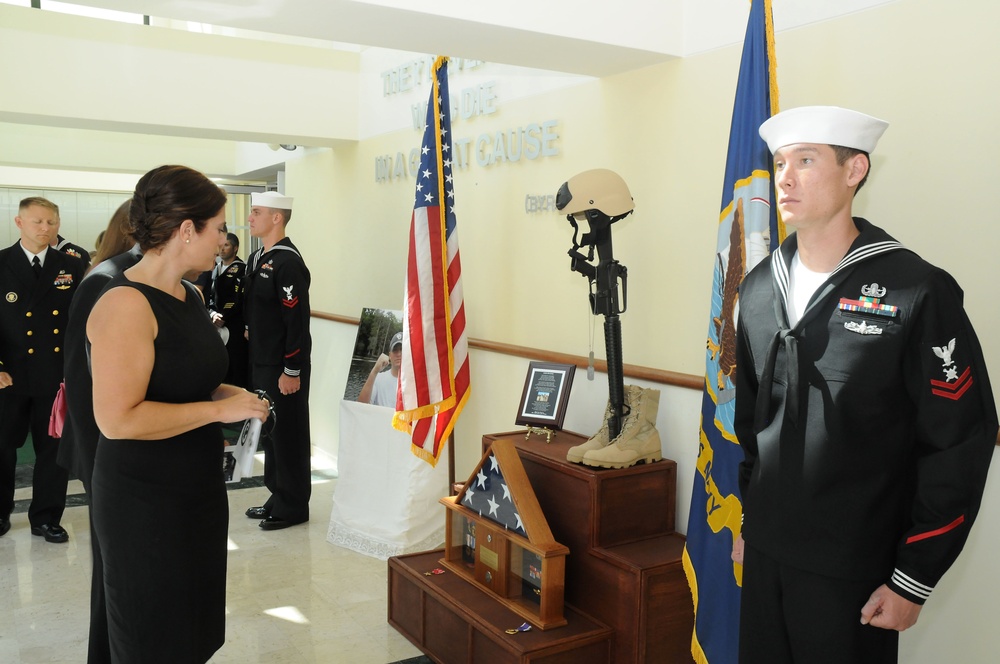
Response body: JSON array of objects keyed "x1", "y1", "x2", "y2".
[{"x1": 389, "y1": 550, "x2": 613, "y2": 664}]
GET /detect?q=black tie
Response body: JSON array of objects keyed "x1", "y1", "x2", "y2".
[{"x1": 32, "y1": 256, "x2": 42, "y2": 278}]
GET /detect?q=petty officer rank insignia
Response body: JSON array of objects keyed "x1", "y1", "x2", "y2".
[
  {"x1": 839, "y1": 283, "x2": 899, "y2": 335},
  {"x1": 281, "y1": 285, "x2": 298, "y2": 308},
  {"x1": 929, "y1": 338, "x2": 974, "y2": 401},
  {"x1": 54, "y1": 271, "x2": 75, "y2": 290}
]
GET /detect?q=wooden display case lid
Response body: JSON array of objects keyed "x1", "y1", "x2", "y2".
[{"x1": 446, "y1": 438, "x2": 561, "y2": 550}]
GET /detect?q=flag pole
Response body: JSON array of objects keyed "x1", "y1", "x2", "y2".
[
  {"x1": 447, "y1": 432, "x2": 456, "y2": 494},
  {"x1": 394, "y1": 55, "x2": 470, "y2": 469}
]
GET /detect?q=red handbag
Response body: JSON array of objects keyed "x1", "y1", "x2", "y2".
[{"x1": 48, "y1": 381, "x2": 67, "y2": 439}]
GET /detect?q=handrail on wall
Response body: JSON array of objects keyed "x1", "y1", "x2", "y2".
[
  {"x1": 311, "y1": 310, "x2": 702, "y2": 392},
  {"x1": 312, "y1": 310, "x2": 1000, "y2": 445}
]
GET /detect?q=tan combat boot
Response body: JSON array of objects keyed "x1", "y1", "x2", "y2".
[
  {"x1": 566, "y1": 385, "x2": 643, "y2": 463},
  {"x1": 581, "y1": 386, "x2": 662, "y2": 469}
]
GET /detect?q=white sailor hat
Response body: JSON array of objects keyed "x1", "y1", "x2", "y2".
[
  {"x1": 759, "y1": 106, "x2": 889, "y2": 155},
  {"x1": 250, "y1": 191, "x2": 293, "y2": 210}
]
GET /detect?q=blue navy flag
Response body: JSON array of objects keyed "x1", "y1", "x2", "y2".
[
  {"x1": 682, "y1": 2, "x2": 783, "y2": 663},
  {"x1": 462, "y1": 450, "x2": 527, "y2": 537}
]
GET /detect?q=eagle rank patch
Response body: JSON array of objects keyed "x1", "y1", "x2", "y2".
[{"x1": 929, "y1": 338, "x2": 973, "y2": 401}]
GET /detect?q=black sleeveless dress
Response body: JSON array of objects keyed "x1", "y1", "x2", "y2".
[{"x1": 91, "y1": 276, "x2": 229, "y2": 664}]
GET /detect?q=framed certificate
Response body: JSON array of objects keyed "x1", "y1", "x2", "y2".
[{"x1": 515, "y1": 362, "x2": 576, "y2": 430}]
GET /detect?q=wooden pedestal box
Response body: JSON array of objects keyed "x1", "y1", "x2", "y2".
[
  {"x1": 440, "y1": 438, "x2": 570, "y2": 630},
  {"x1": 386, "y1": 429, "x2": 695, "y2": 663},
  {"x1": 482, "y1": 431, "x2": 677, "y2": 550},
  {"x1": 389, "y1": 550, "x2": 613, "y2": 664},
  {"x1": 482, "y1": 430, "x2": 695, "y2": 664}
]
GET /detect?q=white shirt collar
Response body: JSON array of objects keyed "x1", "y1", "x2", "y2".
[{"x1": 20, "y1": 243, "x2": 49, "y2": 267}]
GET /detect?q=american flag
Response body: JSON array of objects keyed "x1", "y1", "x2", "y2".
[
  {"x1": 461, "y1": 451, "x2": 527, "y2": 536},
  {"x1": 392, "y1": 56, "x2": 471, "y2": 466}
]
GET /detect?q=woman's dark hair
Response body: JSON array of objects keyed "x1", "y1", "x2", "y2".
[{"x1": 129, "y1": 165, "x2": 227, "y2": 252}]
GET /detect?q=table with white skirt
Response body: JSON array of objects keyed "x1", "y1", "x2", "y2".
[{"x1": 327, "y1": 399, "x2": 448, "y2": 559}]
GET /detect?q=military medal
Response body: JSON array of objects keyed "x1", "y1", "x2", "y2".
[
  {"x1": 843, "y1": 320, "x2": 882, "y2": 335},
  {"x1": 54, "y1": 271, "x2": 75, "y2": 290},
  {"x1": 840, "y1": 283, "x2": 899, "y2": 335},
  {"x1": 505, "y1": 622, "x2": 533, "y2": 635},
  {"x1": 838, "y1": 283, "x2": 898, "y2": 318}
]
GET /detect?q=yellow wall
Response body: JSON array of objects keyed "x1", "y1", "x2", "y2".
[
  {"x1": 1, "y1": 1, "x2": 997, "y2": 662},
  {"x1": 289, "y1": 0, "x2": 1000, "y2": 380}
]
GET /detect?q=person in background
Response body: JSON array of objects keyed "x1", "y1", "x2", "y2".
[
  {"x1": 92, "y1": 230, "x2": 106, "y2": 261},
  {"x1": 242, "y1": 191, "x2": 312, "y2": 531},
  {"x1": 43, "y1": 200, "x2": 92, "y2": 272},
  {"x1": 191, "y1": 247, "x2": 220, "y2": 302},
  {"x1": 58, "y1": 199, "x2": 140, "y2": 664},
  {"x1": 89, "y1": 200, "x2": 134, "y2": 271},
  {"x1": 733, "y1": 106, "x2": 997, "y2": 664},
  {"x1": 358, "y1": 331, "x2": 402, "y2": 407},
  {"x1": 86, "y1": 165, "x2": 269, "y2": 663},
  {"x1": 0, "y1": 196, "x2": 84, "y2": 543},
  {"x1": 209, "y1": 232, "x2": 248, "y2": 388}
]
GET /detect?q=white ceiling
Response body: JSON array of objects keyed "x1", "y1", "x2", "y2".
[
  {"x1": 62, "y1": 0, "x2": 899, "y2": 78},
  {"x1": 0, "y1": 0, "x2": 898, "y2": 182}
]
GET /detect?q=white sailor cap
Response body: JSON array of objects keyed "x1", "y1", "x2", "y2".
[
  {"x1": 250, "y1": 191, "x2": 293, "y2": 210},
  {"x1": 759, "y1": 106, "x2": 889, "y2": 155}
]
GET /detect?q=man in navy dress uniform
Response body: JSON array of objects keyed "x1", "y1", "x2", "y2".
[
  {"x1": 243, "y1": 192, "x2": 312, "y2": 531},
  {"x1": 734, "y1": 107, "x2": 997, "y2": 663},
  {"x1": 209, "y1": 232, "x2": 248, "y2": 388},
  {"x1": 0, "y1": 197, "x2": 84, "y2": 543}
]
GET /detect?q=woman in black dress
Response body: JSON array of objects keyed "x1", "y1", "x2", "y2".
[{"x1": 87, "y1": 165, "x2": 270, "y2": 663}]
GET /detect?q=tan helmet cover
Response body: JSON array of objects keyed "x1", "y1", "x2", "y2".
[{"x1": 557, "y1": 169, "x2": 634, "y2": 217}]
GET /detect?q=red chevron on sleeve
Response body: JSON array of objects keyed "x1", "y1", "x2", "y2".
[
  {"x1": 929, "y1": 366, "x2": 973, "y2": 400},
  {"x1": 281, "y1": 297, "x2": 299, "y2": 308}
]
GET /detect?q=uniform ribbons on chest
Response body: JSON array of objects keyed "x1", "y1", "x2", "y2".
[{"x1": 752, "y1": 231, "x2": 905, "y2": 433}]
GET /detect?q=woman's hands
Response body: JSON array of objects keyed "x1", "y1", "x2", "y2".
[{"x1": 212, "y1": 385, "x2": 271, "y2": 423}]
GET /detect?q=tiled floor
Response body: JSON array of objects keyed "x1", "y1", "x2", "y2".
[{"x1": 1, "y1": 461, "x2": 428, "y2": 664}]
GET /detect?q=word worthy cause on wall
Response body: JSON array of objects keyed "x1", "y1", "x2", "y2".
[{"x1": 375, "y1": 58, "x2": 561, "y2": 183}]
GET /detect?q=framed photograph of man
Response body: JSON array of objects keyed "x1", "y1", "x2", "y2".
[
  {"x1": 344, "y1": 307, "x2": 403, "y2": 406},
  {"x1": 515, "y1": 361, "x2": 576, "y2": 430}
]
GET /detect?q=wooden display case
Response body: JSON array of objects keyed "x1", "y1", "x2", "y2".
[
  {"x1": 482, "y1": 430, "x2": 694, "y2": 663},
  {"x1": 440, "y1": 438, "x2": 569, "y2": 630},
  {"x1": 388, "y1": 550, "x2": 613, "y2": 664},
  {"x1": 386, "y1": 429, "x2": 693, "y2": 663}
]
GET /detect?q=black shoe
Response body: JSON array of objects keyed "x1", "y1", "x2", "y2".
[
  {"x1": 245, "y1": 506, "x2": 270, "y2": 519},
  {"x1": 30, "y1": 523, "x2": 69, "y2": 543},
  {"x1": 0, "y1": 517, "x2": 9, "y2": 537},
  {"x1": 259, "y1": 516, "x2": 299, "y2": 531}
]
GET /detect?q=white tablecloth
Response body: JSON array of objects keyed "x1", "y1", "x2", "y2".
[{"x1": 327, "y1": 400, "x2": 447, "y2": 559}]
